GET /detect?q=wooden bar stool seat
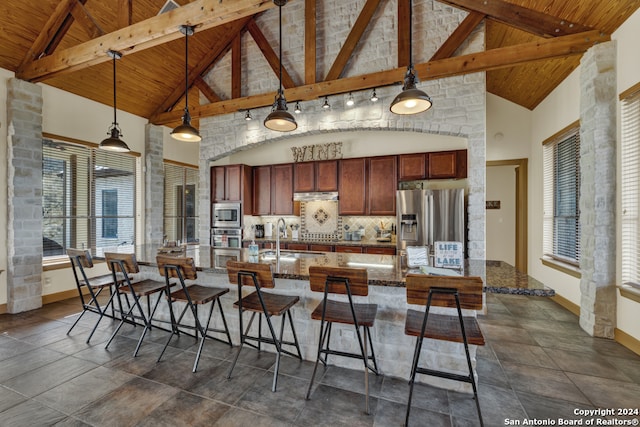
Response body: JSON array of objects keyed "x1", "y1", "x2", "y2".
[
  {"x1": 305, "y1": 265, "x2": 379, "y2": 415},
  {"x1": 103, "y1": 252, "x2": 170, "y2": 357},
  {"x1": 404, "y1": 274, "x2": 485, "y2": 427},
  {"x1": 225, "y1": 260, "x2": 302, "y2": 392},
  {"x1": 66, "y1": 248, "x2": 129, "y2": 343},
  {"x1": 156, "y1": 255, "x2": 232, "y2": 372}
]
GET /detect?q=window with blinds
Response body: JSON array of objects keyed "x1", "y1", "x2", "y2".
[
  {"x1": 543, "y1": 125, "x2": 581, "y2": 266},
  {"x1": 621, "y1": 87, "x2": 640, "y2": 285},
  {"x1": 163, "y1": 163, "x2": 199, "y2": 243},
  {"x1": 42, "y1": 139, "x2": 136, "y2": 258}
]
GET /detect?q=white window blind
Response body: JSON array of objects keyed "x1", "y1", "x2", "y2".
[
  {"x1": 163, "y1": 163, "x2": 199, "y2": 244},
  {"x1": 542, "y1": 126, "x2": 581, "y2": 266},
  {"x1": 621, "y1": 88, "x2": 640, "y2": 285},
  {"x1": 42, "y1": 139, "x2": 136, "y2": 258}
]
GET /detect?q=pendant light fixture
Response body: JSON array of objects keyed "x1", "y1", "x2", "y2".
[
  {"x1": 264, "y1": 0, "x2": 297, "y2": 132},
  {"x1": 171, "y1": 25, "x2": 201, "y2": 142},
  {"x1": 390, "y1": 0, "x2": 432, "y2": 115},
  {"x1": 99, "y1": 50, "x2": 130, "y2": 152}
]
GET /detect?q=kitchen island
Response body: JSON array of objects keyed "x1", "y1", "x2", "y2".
[{"x1": 107, "y1": 244, "x2": 553, "y2": 389}]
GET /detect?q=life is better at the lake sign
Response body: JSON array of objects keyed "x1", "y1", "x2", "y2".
[{"x1": 434, "y1": 241, "x2": 463, "y2": 269}]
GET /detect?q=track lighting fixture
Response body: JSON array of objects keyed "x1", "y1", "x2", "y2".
[
  {"x1": 322, "y1": 96, "x2": 331, "y2": 110},
  {"x1": 245, "y1": 110, "x2": 252, "y2": 121},
  {"x1": 346, "y1": 92, "x2": 354, "y2": 107},
  {"x1": 294, "y1": 101, "x2": 301, "y2": 114},
  {"x1": 370, "y1": 88, "x2": 379, "y2": 102}
]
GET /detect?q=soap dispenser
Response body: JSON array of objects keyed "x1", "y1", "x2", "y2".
[{"x1": 248, "y1": 240, "x2": 259, "y2": 256}]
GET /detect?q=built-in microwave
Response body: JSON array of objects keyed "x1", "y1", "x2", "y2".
[
  {"x1": 211, "y1": 228, "x2": 242, "y2": 248},
  {"x1": 212, "y1": 202, "x2": 241, "y2": 228}
]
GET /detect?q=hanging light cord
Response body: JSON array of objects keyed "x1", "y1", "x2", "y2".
[
  {"x1": 184, "y1": 27, "x2": 190, "y2": 115},
  {"x1": 408, "y1": 0, "x2": 413, "y2": 71},
  {"x1": 111, "y1": 53, "x2": 117, "y2": 126},
  {"x1": 277, "y1": 4, "x2": 283, "y2": 98}
]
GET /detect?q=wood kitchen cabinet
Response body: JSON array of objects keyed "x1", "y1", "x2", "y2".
[
  {"x1": 364, "y1": 247, "x2": 396, "y2": 255},
  {"x1": 287, "y1": 242, "x2": 309, "y2": 251},
  {"x1": 252, "y1": 165, "x2": 271, "y2": 215},
  {"x1": 399, "y1": 153, "x2": 426, "y2": 181},
  {"x1": 272, "y1": 163, "x2": 294, "y2": 215},
  {"x1": 252, "y1": 164, "x2": 295, "y2": 215},
  {"x1": 310, "y1": 244, "x2": 333, "y2": 252},
  {"x1": 211, "y1": 164, "x2": 253, "y2": 210},
  {"x1": 294, "y1": 160, "x2": 338, "y2": 192},
  {"x1": 335, "y1": 245, "x2": 363, "y2": 253},
  {"x1": 338, "y1": 158, "x2": 367, "y2": 215},
  {"x1": 368, "y1": 155, "x2": 397, "y2": 215},
  {"x1": 428, "y1": 150, "x2": 467, "y2": 179}
]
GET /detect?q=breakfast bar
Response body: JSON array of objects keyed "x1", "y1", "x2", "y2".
[{"x1": 108, "y1": 244, "x2": 553, "y2": 391}]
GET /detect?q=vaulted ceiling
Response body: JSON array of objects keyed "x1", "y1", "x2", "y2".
[{"x1": 0, "y1": 0, "x2": 637, "y2": 129}]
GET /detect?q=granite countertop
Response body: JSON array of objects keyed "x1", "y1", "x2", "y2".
[
  {"x1": 245, "y1": 237, "x2": 396, "y2": 248},
  {"x1": 110, "y1": 244, "x2": 554, "y2": 296}
]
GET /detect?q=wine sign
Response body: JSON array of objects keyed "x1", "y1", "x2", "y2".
[{"x1": 291, "y1": 142, "x2": 343, "y2": 162}]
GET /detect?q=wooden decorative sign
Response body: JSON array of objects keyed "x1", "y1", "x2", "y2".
[
  {"x1": 291, "y1": 142, "x2": 343, "y2": 162},
  {"x1": 434, "y1": 241, "x2": 464, "y2": 269},
  {"x1": 486, "y1": 200, "x2": 501, "y2": 209}
]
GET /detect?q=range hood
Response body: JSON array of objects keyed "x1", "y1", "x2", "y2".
[{"x1": 293, "y1": 191, "x2": 339, "y2": 202}]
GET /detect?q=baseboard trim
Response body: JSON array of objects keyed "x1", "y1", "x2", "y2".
[
  {"x1": 42, "y1": 289, "x2": 82, "y2": 305},
  {"x1": 614, "y1": 328, "x2": 640, "y2": 356},
  {"x1": 0, "y1": 303, "x2": 6, "y2": 314},
  {"x1": 551, "y1": 294, "x2": 580, "y2": 316}
]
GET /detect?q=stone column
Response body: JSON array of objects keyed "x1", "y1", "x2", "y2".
[
  {"x1": 145, "y1": 124, "x2": 164, "y2": 245},
  {"x1": 6, "y1": 78, "x2": 44, "y2": 313},
  {"x1": 579, "y1": 41, "x2": 617, "y2": 338}
]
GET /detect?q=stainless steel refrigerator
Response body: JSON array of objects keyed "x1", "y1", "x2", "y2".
[{"x1": 396, "y1": 188, "x2": 466, "y2": 255}]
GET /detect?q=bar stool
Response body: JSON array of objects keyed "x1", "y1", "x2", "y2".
[
  {"x1": 155, "y1": 255, "x2": 233, "y2": 372},
  {"x1": 305, "y1": 265, "x2": 379, "y2": 415},
  {"x1": 404, "y1": 274, "x2": 485, "y2": 427},
  {"x1": 104, "y1": 252, "x2": 170, "y2": 357},
  {"x1": 66, "y1": 248, "x2": 128, "y2": 343},
  {"x1": 225, "y1": 260, "x2": 302, "y2": 392}
]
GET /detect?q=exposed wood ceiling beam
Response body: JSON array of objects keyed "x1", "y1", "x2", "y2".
[
  {"x1": 397, "y1": 0, "x2": 409, "y2": 68},
  {"x1": 17, "y1": 0, "x2": 278, "y2": 82},
  {"x1": 304, "y1": 0, "x2": 317, "y2": 85},
  {"x1": 151, "y1": 17, "x2": 251, "y2": 118},
  {"x1": 325, "y1": 0, "x2": 382, "y2": 81},
  {"x1": 430, "y1": 11, "x2": 485, "y2": 61},
  {"x1": 117, "y1": 0, "x2": 133, "y2": 29},
  {"x1": 69, "y1": 1, "x2": 105, "y2": 39},
  {"x1": 438, "y1": 0, "x2": 592, "y2": 38},
  {"x1": 247, "y1": 19, "x2": 295, "y2": 89},
  {"x1": 194, "y1": 77, "x2": 222, "y2": 103},
  {"x1": 18, "y1": 0, "x2": 84, "y2": 70},
  {"x1": 153, "y1": 29, "x2": 609, "y2": 125}
]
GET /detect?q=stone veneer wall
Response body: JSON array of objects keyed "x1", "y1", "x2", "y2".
[
  {"x1": 198, "y1": 0, "x2": 486, "y2": 262},
  {"x1": 5, "y1": 78, "x2": 43, "y2": 313},
  {"x1": 579, "y1": 41, "x2": 617, "y2": 338},
  {"x1": 145, "y1": 124, "x2": 165, "y2": 245}
]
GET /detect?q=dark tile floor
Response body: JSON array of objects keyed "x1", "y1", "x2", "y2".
[{"x1": 1, "y1": 293, "x2": 640, "y2": 426}]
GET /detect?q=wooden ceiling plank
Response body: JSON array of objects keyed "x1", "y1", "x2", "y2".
[
  {"x1": 17, "y1": 0, "x2": 277, "y2": 82},
  {"x1": 430, "y1": 11, "x2": 485, "y2": 61},
  {"x1": 397, "y1": 0, "x2": 409, "y2": 68},
  {"x1": 246, "y1": 19, "x2": 295, "y2": 88},
  {"x1": 150, "y1": 18, "x2": 250, "y2": 118},
  {"x1": 69, "y1": 1, "x2": 105, "y2": 39},
  {"x1": 232, "y1": 33, "x2": 242, "y2": 98},
  {"x1": 304, "y1": 0, "x2": 317, "y2": 85},
  {"x1": 152, "y1": 29, "x2": 609, "y2": 125},
  {"x1": 194, "y1": 77, "x2": 222, "y2": 103},
  {"x1": 17, "y1": 0, "x2": 79, "y2": 70},
  {"x1": 325, "y1": 0, "x2": 382, "y2": 81},
  {"x1": 439, "y1": 0, "x2": 593, "y2": 38},
  {"x1": 117, "y1": 0, "x2": 133, "y2": 29}
]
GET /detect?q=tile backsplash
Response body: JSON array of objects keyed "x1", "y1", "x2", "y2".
[{"x1": 243, "y1": 200, "x2": 395, "y2": 242}]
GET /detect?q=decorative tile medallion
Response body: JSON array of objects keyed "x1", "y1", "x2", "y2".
[{"x1": 313, "y1": 208, "x2": 329, "y2": 225}]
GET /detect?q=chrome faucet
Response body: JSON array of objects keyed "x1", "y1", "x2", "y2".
[{"x1": 276, "y1": 217, "x2": 286, "y2": 259}]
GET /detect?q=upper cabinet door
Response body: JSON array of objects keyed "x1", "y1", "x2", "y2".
[
  {"x1": 316, "y1": 160, "x2": 338, "y2": 191},
  {"x1": 211, "y1": 166, "x2": 226, "y2": 202},
  {"x1": 293, "y1": 162, "x2": 315, "y2": 192},
  {"x1": 368, "y1": 156, "x2": 397, "y2": 215},
  {"x1": 272, "y1": 163, "x2": 294, "y2": 215},
  {"x1": 225, "y1": 164, "x2": 242, "y2": 201},
  {"x1": 427, "y1": 150, "x2": 467, "y2": 179},
  {"x1": 398, "y1": 153, "x2": 426, "y2": 181},
  {"x1": 338, "y1": 158, "x2": 367, "y2": 215},
  {"x1": 252, "y1": 165, "x2": 272, "y2": 215}
]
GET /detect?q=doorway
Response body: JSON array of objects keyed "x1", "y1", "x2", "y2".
[{"x1": 486, "y1": 159, "x2": 528, "y2": 273}]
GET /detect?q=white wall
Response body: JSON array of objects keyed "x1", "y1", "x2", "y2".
[
  {"x1": 614, "y1": 8, "x2": 640, "y2": 340},
  {"x1": 486, "y1": 93, "x2": 532, "y2": 161}
]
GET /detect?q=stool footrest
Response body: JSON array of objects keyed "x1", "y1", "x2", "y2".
[
  {"x1": 321, "y1": 349, "x2": 379, "y2": 374},
  {"x1": 414, "y1": 367, "x2": 473, "y2": 384}
]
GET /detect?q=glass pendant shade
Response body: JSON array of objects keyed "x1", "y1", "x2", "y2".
[
  {"x1": 390, "y1": 69, "x2": 432, "y2": 115},
  {"x1": 264, "y1": 91, "x2": 297, "y2": 131},
  {"x1": 99, "y1": 51, "x2": 130, "y2": 152}
]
